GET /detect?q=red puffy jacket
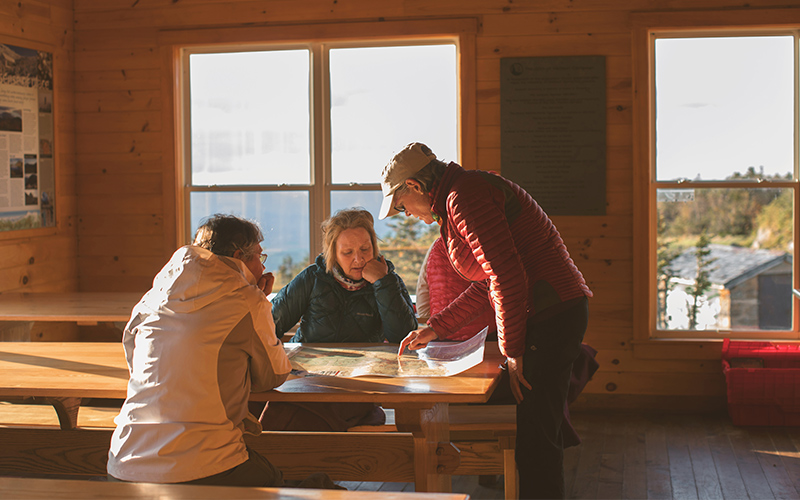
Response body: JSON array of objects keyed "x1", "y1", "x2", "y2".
[{"x1": 427, "y1": 163, "x2": 592, "y2": 358}]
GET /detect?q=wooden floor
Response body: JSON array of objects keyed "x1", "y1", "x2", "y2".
[{"x1": 341, "y1": 411, "x2": 800, "y2": 499}]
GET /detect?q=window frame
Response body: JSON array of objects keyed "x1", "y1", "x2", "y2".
[
  {"x1": 160, "y1": 19, "x2": 477, "y2": 259},
  {"x1": 632, "y1": 9, "x2": 800, "y2": 351}
]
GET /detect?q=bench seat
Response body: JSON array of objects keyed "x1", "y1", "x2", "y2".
[
  {"x1": 0, "y1": 401, "x2": 118, "y2": 429},
  {"x1": 0, "y1": 475, "x2": 470, "y2": 500}
]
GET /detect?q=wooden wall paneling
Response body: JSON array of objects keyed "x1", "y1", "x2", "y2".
[
  {"x1": 78, "y1": 254, "x2": 167, "y2": 277},
  {"x1": 582, "y1": 325, "x2": 634, "y2": 347},
  {"x1": 74, "y1": 90, "x2": 162, "y2": 113},
  {"x1": 0, "y1": 255, "x2": 79, "y2": 293},
  {"x1": 79, "y1": 275, "x2": 156, "y2": 293},
  {"x1": 586, "y1": 303, "x2": 633, "y2": 329},
  {"x1": 550, "y1": 214, "x2": 632, "y2": 236},
  {"x1": 404, "y1": 0, "x2": 800, "y2": 15},
  {"x1": 77, "y1": 194, "x2": 164, "y2": 215},
  {"x1": 0, "y1": 233, "x2": 71, "y2": 263},
  {"x1": 78, "y1": 172, "x2": 163, "y2": 197},
  {"x1": 595, "y1": 348, "x2": 722, "y2": 375},
  {"x1": 77, "y1": 214, "x2": 165, "y2": 238},
  {"x1": 78, "y1": 153, "x2": 163, "y2": 175},
  {"x1": 75, "y1": 27, "x2": 160, "y2": 50},
  {"x1": 481, "y1": 11, "x2": 631, "y2": 36},
  {"x1": 586, "y1": 370, "x2": 725, "y2": 397},
  {"x1": 75, "y1": 48, "x2": 159, "y2": 73},
  {"x1": 79, "y1": 234, "x2": 165, "y2": 259},
  {"x1": 577, "y1": 260, "x2": 632, "y2": 285},
  {"x1": 563, "y1": 236, "x2": 632, "y2": 261},
  {"x1": 75, "y1": 111, "x2": 162, "y2": 134},
  {"x1": 477, "y1": 55, "x2": 631, "y2": 83},
  {"x1": 74, "y1": 69, "x2": 161, "y2": 92},
  {"x1": 477, "y1": 33, "x2": 631, "y2": 58},
  {"x1": 76, "y1": 131, "x2": 162, "y2": 155},
  {"x1": 586, "y1": 282, "x2": 633, "y2": 308},
  {"x1": 74, "y1": 0, "x2": 407, "y2": 29}
]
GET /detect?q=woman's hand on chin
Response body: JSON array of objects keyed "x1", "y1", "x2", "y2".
[{"x1": 362, "y1": 255, "x2": 388, "y2": 283}]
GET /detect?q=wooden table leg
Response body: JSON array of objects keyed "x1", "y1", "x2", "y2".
[
  {"x1": 392, "y1": 402, "x2": 459, "y2": 493},
  {"x1": 45, "y1": 397, "x2": 82, "y2": 430}
]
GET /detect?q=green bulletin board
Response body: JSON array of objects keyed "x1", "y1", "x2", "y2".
[{"x1": 500, "y1": 56, "x2": 606, "y2": 216}]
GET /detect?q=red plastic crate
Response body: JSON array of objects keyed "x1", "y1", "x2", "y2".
[{"x1": 722, "y1": 339, "x2": 800, "y2": 426}]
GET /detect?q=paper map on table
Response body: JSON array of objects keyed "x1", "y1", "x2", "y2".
[{"x1": 284, "y1": 327, "x2": 488, "y2": 378}]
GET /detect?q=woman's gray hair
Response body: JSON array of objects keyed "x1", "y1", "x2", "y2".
[{"x1": 193, "y1": 214, "x2": 263, "y2": 258}]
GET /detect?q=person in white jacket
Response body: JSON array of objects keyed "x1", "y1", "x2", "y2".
[{"x1": 107, "y1": 214, "x2": 293, "y2": 486}]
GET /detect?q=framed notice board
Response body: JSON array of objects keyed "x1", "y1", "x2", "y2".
[
  {"x1": 0, "y1": 42, "x2": 55, "y2": 232},
  {"x1": 500, "y1": 56, "x2": 606, "y2": 216}
]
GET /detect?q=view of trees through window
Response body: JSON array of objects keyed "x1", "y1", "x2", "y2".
[{"x1": 656, "y1": 170, "x2": 793, "y2": 331}]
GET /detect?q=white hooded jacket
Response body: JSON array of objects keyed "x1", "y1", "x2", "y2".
[{"x1": 107, "y1": 245, "x2": 291, "y2": 483}]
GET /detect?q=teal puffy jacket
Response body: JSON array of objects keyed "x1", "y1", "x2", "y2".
[{"x1": 272, "y1": 254, "x2": 417, "y2": 344}]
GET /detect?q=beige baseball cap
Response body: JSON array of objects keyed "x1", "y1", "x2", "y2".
[{"x1": 378, "y1": 142, "x2": 436, "y2": 220}]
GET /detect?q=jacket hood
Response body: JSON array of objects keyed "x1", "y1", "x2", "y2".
[{"x1": 142, "y1": 246, "x2": 255, "y2": 314}]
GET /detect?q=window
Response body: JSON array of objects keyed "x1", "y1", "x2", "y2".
[
  {"x1": 177, "y1": 23, "x2": 474, "y2": 293},
  {"x1": 633, "y1": 11, "x2": 800, "y2": 341}
]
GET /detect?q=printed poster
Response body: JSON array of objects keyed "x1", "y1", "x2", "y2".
[{"x1": 0, "y1": 43, "x2": 55, "y2": 232}]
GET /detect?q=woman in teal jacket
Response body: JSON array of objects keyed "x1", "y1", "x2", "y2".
[
  {"x1": 272, "y1": 208, "x2": 416, "y2": 344},
  {"x1": 258, "y1": 208, "x2": 417, "y2": 431}
]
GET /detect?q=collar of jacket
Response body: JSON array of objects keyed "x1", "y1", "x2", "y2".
[{"x1": 430, "y1": 162, "x2": 464, "y2": 224}]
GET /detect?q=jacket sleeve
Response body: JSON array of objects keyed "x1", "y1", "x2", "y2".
[
  {"x1": 271, "y1": 266, "x2": 315, "y2": 335},
  {"x1": 373, "y1": 260, "x2": 418, "y2": 344},
  {"x1": 247, "y1": 292, "x2": 291, "y2": 392},
  {"x1": 446, "y1": 181, "x2": 529, "y2": 358}
]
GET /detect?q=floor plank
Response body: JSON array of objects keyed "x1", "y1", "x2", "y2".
[
  {"x1": 686, "y1": 416, "x2": 722, "y2": 500},
  {"x1": 645, "y1": 415, "x2": 672, "y2": 500},
  {"x1": 705, "y1": 415, "x2": 749, "y2": 499}
]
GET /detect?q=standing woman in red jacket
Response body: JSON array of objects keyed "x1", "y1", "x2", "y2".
[{"x1": 384, "y1": 142, "x2": 592, "y2": 499}]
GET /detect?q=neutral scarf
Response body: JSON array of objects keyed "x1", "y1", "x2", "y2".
[{"x1": 331, "y1": 265, "x2": 368, "y2": 291}]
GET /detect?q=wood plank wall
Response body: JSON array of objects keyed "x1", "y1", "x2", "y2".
[
  {"x1": 63, "y1": 0, "x2": 800, "y2": 408},
  {"x1": 0, "y1": 1, "x2": 76, "y2": 296}
]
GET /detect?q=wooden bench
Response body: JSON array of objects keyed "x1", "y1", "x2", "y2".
[
  {"x1": 0, "y1": 401, "x2": 119, "y2": 429},
  {"x1": 1, "y1": 400, "x2": 515, "y2": 496},
  {"x1": 0, "y1": 426, "x2": 423, "y2": 484},
  {"x1": 0, "y1": 475, "x2": 470, "y2": 500},
  {"x1": 350, "y1": 404, "x2": 517, "y2": 499},
  {"x1": 1, "y1": 404, "x2": 423, "y2": 483}
]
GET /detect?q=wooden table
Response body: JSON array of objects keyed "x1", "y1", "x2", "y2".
[
  {"x1": 0, "y1": 341, "x2": 504, "y2": 493},
  {"x1": 0, "y1": 292, "x2": 142, "y2": 341},
  {"x1": 0, "y1": 292, "x2": 141, "y2": 325},
  {"x1": 0, "y1": 476, "x2": 470, "y2": 500}
]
